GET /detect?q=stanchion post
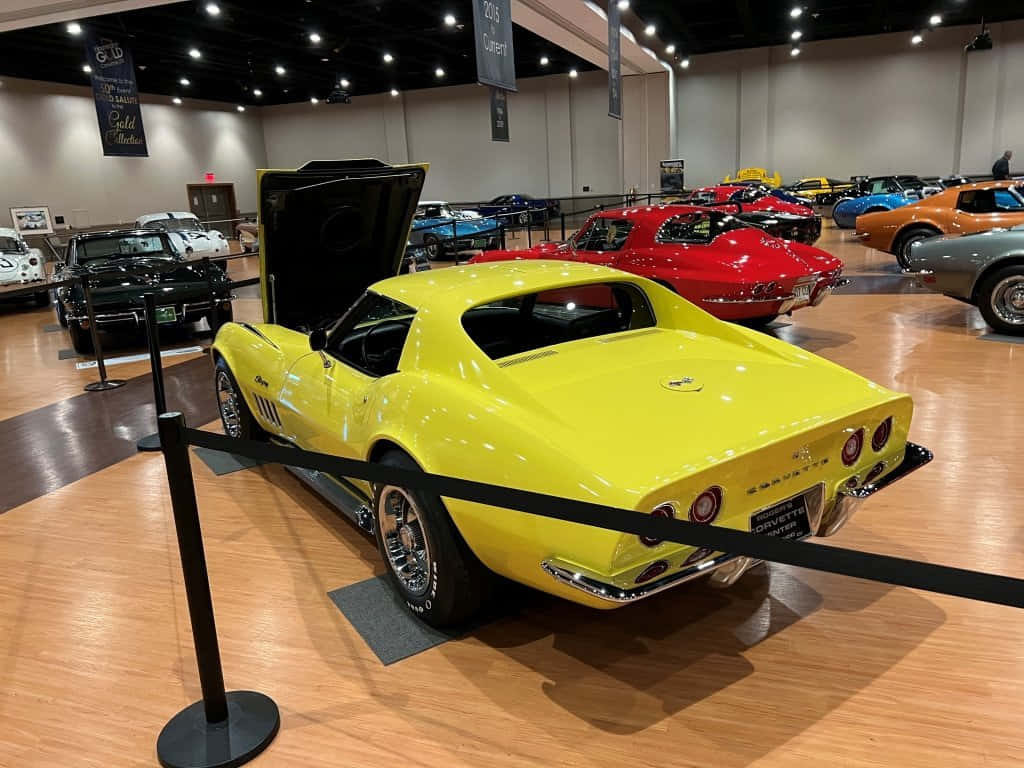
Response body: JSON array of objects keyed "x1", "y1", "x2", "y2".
[
  {"x1": 156, "y1": 412, "x2": 279, "y2": 768},
  {"x1": 560, "y1": 212, "x2": 566, "y2": 241},
  {"x1": 137, "y1": 293, "x2": 167, "y2": 452},
  {"x1": 499, "y1": 222, "x2": 506, "y2": 249},
  {"x1": 527, "y1": 215, "x2": 533, "y2": 247},
  {"x1": 82, "y1": 276, "x2": 125, "y2": 392}
]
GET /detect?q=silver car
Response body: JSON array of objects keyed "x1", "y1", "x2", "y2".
[{"x1": 909, "y1": 223, "x2": 1024, "y2": 335}]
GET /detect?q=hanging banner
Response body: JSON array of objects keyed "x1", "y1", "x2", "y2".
[
  {"x1": 472, "y1": 0, "x2": 517, "y2": 91},
  {"x1": 84, "y1": 34, "x2": 148, "y2": 157},
  {"x1": 608, "y1": 3, "x2": 622, "y2": 119},
  {"x1": 490, "y1": 88, "x2": 509, "y2": 142}
]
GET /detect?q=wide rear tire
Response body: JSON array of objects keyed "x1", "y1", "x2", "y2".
[
  {"x1": 977, "y1": 264, "x2": 1024, "y2": 336},
  {"x1": 894, "y1": 226, "x2": 940, "y2": 270},
  {"x1": 373, "y1": 450, "x2": 494, "y2": 628}
]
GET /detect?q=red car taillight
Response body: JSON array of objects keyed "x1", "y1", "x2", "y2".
[
  {"x1": 841, "y1": 429, "x2": 864, "y2": 466},
  {"x1": 639, "y1": 503, "x2": 675, "y2": 547},
  {"x1": 635, "y1": 560, "x2": 669, "y2": 584},
  {"x1": 689, "y1": 486, "x2": 723, "y2": 524},
  {"x1": 872, "y1": 417, "x2": 892, "y2": 452}
]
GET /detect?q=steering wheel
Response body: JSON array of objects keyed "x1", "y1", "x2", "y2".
[{"x1": 361, "y1": 320, "x2": 407, "y2": 373}]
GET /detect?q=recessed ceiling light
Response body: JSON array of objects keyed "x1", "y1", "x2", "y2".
[
  {"x1": 911, "y1": 33, "x2": 924, "y2": 45},
  {"x1": 390, "y1": 88, "x2": 399, "y2": 97},
  {"x1": 310, "y1": 97, "x2": 318, "y2": 104},
  {"x1": 253, "y1": 88, "x2": 263, "y2": 97},
  {"x1": 444, "y1": 13, "x2": 456, "y2": 26},
  {"x1": 644, "y1": 23, "x2": 656, "y2": 36},
  {"x1": 790, "y1": 6, "x2": 802, "y2": 18},
  {"x1": 309, "y1": 32, "x2": 321, "y2": 44},
  {"x1": 383, "y1": 52, "x2": 394, "y2": 63},
  {"x1": 617, "y1": 0, "x2": 629, "y2": 9},
  {"x1": 665, "y1": 44, "x2": 676, "y2": 54},
  {"x1": 568, "y1": 68, "x2": 578, "y2": 78},
  {"x1": 179, "y1": 77, "x2": 190, "y2": 86},
  {"x1": 929, "y1": 14, "x2": 942, "y2": 26},
  {"x1": 680, "y1": 57, "x2": 690, "y2": 69},
  {"x1": 340, "y1": 78, "x2": 350, "y2": 87},
  {"x1": 205, "y1": 3, "x2": 220, "y2": 16},
  {"x1": 791, "y1": 30, "x2": 802, "y2": 40},
  {"x1": 435, "y1": 67, "x2": 445, "y2": 78},
  {"x1": 275, "y1": 65, "x2": 286, "y2": 75},
  {"x1": 540, "y1": 55, "x2": 549, "y2": 65},
  {"x1": 172, "y1": 97, "x2": 182, "y2": 104},
  {"x1": 188, "y1": 48, "x2": 201, "y2": 59},
  {"x1": 236, "y1": 105, "x2": 245, "y2": 112},
  {"x1": 790, "y1": 45, "x2": 801, "y2": 57},
  {"x1": 82, "y1": 64, "x2": 92, "y2": 73},
  {"x1": 66, "y1": 22, "x2": 82, "y2": 35},
  {"x1": 321, "y1": 57, "x2": 329, "y2": 62}
]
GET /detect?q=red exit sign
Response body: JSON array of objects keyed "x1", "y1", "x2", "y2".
[{"x1": 204, "y1": 172, "x2": 216, "y2": 183}]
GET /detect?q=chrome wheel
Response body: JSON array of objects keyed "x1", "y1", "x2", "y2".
[
  {"x1": 216, "y1": 369, "x2": 242, "y2": 437},
  {"x1": 377, "y1": 485, "x2": 433, "y2": 597},
  {"x1": 991, "y1": 276, "x2": 1024, "y2": 326},
  {"x1": 423, "y1": 235, "x2": 439, "y2": 259}
]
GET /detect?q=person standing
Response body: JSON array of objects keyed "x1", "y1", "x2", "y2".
[{"x1": 992, "y1": 150, "x2": 1013, "y2": 180}]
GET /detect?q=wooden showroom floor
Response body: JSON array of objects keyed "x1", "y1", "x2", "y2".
[{"x1": 3, "y1": 225, "x2": 1024, "y2": 767}]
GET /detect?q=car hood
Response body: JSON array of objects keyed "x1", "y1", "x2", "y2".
[
  {"x1": 71, "y1": 257, "x2": 226, "y2": 305},
  {"x1": 258, "y1": 159, "x2": 426, "y2": 331}
]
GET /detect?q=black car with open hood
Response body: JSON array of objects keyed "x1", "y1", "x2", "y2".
[
  {"x1": 258, "y1": 159, "x2": 427, "y2": 332},
  {"x1": 54, "y1": 229, "x2": 232, "y2": 353}
]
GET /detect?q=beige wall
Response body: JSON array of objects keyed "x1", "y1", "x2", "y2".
[
  {"x1": 0, "y1": 77, "x2": 267, "y2": 229},
  {"x1": 676, "y1": 20, "x2": 1024, "y2": 188}
]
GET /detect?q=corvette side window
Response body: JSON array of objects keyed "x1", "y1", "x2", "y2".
[
  {"x1": 579, "y1": 218, "x2": 633, "y2": 251},
  {"x1": 957, "y1": 190, "x2": 999, "y2": 214},
  {"x1": 326, "y1": 292, "x2": 416, "y2": 377}
]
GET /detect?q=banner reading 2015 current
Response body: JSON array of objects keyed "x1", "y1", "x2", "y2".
[
  {"x1": 472, "y1": 0, "x2": 516, "y2": 91},
  {"x1": 84, "y1": 34, "x2": 148, "y2": 157}
]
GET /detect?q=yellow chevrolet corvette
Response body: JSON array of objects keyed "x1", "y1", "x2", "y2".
[
  {"x1": 784, "y1": 177, "x2": 854, "y2": 205},
  {"x1": 723, "y1": 167, "x2": 783, "y2": 187},
  {"x1": 211, "y1": 160, "x2": 931, "y2": 627}
]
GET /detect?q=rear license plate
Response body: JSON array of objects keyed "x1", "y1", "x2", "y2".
[
  {"x1": 750, "y1": 491, "x2": 812, "y2": 540},
  {"x1": 155, "y1": 306, "x2": 177, "y2": 324},
  {"x1": 793, "y1": 284, "x2": 811, "y2": 305},
  {"x1": 472, "y1": 238, "x2": 487, "y2": 248}
]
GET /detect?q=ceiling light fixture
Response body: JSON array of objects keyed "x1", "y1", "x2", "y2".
[
  {"x1": 309, "y1": 32, "x2": 321, "y2": 44},
  {"x1": 383, "y1": 52, "x2": 393, "y2": 63},
  {"x1": 390, "y1": 88, "x2": 399, "y2": 96},
  {"x1": 665, "y1": 44, "x2": 676, "y2": 54},
  {"x1": 790, "y1": 6, "x2": 802, "y2": 18},
  {"x1": 173, "y1": 97, "x2": 182, "y2": 104},
  {"x1": 310, "y1": 97, "x2": 318, "y2": 104},
  {"x1": 911, "y1": 32, "x2": 924, "y2": 45},
  {"x1": 236, "y1": 105, "x2": 245, "y2": 112},
  {"x1": 790, "y1": 45, "x2": 801, "y2": 57},
  {"x1": 929, "y1": 14, "x2": 942, "y2": 26},
  {"x1": 253, "y1": 88, "x2": 262, "y2": 97},
  {"x1": 275, "y1": 65, "x2": 286, "y2": 75},
  {"x1": 188, "y1": 48, "x2": 201, "y2": 59},
  {"x1": 205, "y1": 3, "x2": 220, "y2": 16},
  {"x1": 569, "y1": 68, "x2": 578, "y2": 78},
  {"x1": 179, "y1": 77, "x2": 190, "y2": 86},
  {"x1": 435, "y1": 67, "x2": 445, "y2": 78},
  {"x1": 82, "y1": 64, "x2": 92, "y2": 73},
  {"x1": 680, "y1": 57, "x2": 690, "y2": 69},
  {"x1": 791, "y1": 30, "x2": 802, "y2": 40},
  {"x1": 540, "y1": 55, "x2": 549, "y2": 65},
  {"x1": 444, "y1": 13, "x2": 456, "y2": 26},
  {"x1": 617, "y1": 0, "x2": 629, "y2": 9},
  {"x1": 66, "y1": 22, "x2": 82, "y2": 35},
  {"x1": 644, "y1": 23, "x2": 656, "y2": 36},
  {"x1": 340, "y1": 78, "x2": 350, "y2": 87}
]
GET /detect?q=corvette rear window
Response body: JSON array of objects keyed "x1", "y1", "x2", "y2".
[
  {"x1": 462, "y1": 282, "x2": 656, "y2": 360},
  {"x1": 657, "y1": 211, "x2": 750, "y2": 244}
]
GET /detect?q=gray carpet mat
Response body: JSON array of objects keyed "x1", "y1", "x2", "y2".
[
  {"x1": 192, "y1": 445, "x2": 267, "y2": 475},
  {"x1": 979, "y1": 333, "x2": 1024, "y2": 345},
  {"x1": 42, "y1": 323, "x2": 63, "y2": 333},
  {"x1": 57, "y1": 348, "x2": 81, "y2": 360}
]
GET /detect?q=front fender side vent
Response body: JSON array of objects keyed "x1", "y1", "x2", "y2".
[{"x1": 498, "y1": 349, "x2": 558, "y2": 367}]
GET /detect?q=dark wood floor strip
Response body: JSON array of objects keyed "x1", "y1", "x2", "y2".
[{"x1": 0, "y1": 356, "x2": 217, "y2": 514}]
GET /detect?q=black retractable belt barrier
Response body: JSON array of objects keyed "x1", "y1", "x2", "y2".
[
  {"x1": 156, "y1": 413, "x2": 279, "y2": 768},
  {"x1": 137, "y1": 294, "x2": 167, "y2": 452},
  {"x1": 182, "y1": 427, "x2": 1024, "y2": 611},
  {"x1": 81, "y1": 276, "x2": 125, "y2": 392}
]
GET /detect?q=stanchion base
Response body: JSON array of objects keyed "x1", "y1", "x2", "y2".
[
  {"x1": 137, "y1": 432, "x2": 162, "y2": 452},
  {"x1": 84, "y1": 379, "x2": 126, "y2": 392},
  {"x1": 157, "y1": 690, "x2": 279, "y2": 768}
]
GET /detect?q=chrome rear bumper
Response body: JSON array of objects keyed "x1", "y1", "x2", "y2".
[{"x1": 541, "y1": 442, "x2": 932, "y2": 604}]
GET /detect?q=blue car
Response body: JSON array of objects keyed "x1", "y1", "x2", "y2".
[
  {"x1": 469, "y1": 194, "x2": 560, "y2": 225},
  {"x1": 410, "y1": 201, "x2": 500, "y2": 259},
  {"x1": 831, "y1": 176, "x2": 935, "y2": 228}
]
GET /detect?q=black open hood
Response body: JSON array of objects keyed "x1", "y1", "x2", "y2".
[{"x1": 259, "y1": 159, "x2": 426, "y2": 331}]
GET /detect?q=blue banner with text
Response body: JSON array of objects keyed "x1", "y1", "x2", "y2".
[{"x1": 84, "y1": 34, "x2": 148, "y2": 157}]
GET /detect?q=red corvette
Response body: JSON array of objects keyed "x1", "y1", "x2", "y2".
[
  {"x1": 682, "y1": 185, "x2": 815, "y2": 217},
  {"x1": 470, "y1": 205, "x2": 844, "y2": 325}
]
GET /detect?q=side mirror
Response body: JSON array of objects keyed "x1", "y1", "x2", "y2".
[{"x1": 309, "y1": 328, "x2": 327, "y2": 352}]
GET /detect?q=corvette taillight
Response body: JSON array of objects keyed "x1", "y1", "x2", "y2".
[
  {"x1": 639, "y1": 503, "x2": 675, "y2": 547},
  {"x1": 689, "y1": 486, "x2": 723, "y2": 524},
  {"x1": 872, "y1": 417, "x2": 892, "y2": 452},
  {"x1": 635, "y1": 560, "x2": 669, "y2": 584},
  {"x1": 841, "y1": 429, "x2": 864, "y2": 466}
]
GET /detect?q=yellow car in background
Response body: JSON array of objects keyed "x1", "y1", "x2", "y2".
[
  {"x1": 724, "y1": 167, "x2": 783, "y2": 187},
  {"x1": 211, "y1": 159, "x2": 931, "y2": 627},
  {"x1": 784, "y1": 177, "x2": 854, "y2": 205}
]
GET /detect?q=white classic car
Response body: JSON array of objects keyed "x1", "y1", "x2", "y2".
[
  {"x1": 135, "y1": 211, "x2": 227, "y2": 256},
  {"x1": 0, "y1": 227, "x2": 49, "y2": 305}
]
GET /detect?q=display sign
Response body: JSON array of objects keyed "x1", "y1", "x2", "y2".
[
  {"x1": 490, "y1": 88, "x2": 509, "y2": 142},
  {"x1": 660, "y1": 159, "x2": 686, "y2": 193},
  {"x1": 84, "y1": 34, "x2": 148, "y2": 157},
  {"x1": 608, "y1": 3, "x2": 622, "y2": 119},
  {"x1": 472, "y1": 0, "x2": 517, "y2": 91}
]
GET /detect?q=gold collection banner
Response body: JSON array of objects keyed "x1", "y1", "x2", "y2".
[{"x1": 84, "y1": 34, "x2": 149, "y2": 157}]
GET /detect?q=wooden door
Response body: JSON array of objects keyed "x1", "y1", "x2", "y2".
[{"x1": 186, "y1": 183, "x2": 238, "y2": 228}]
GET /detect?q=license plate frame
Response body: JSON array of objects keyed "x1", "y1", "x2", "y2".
[
  {"x1": 793, "y1": 284, "x2": 811, "y2": 305},
  {"x1": 155, "y1": 306, "x2": 177, "y2": 324},
  {"x1": 472, "y1": 238, "x2": 487, "y2": 248},
  {"x1": 750, "y1": 489, "x2": 813, "y2": 541}
]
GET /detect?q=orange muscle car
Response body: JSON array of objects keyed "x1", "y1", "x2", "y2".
[{"x1": 855, "y1": 181, "x2": 1024, "y2": 268}]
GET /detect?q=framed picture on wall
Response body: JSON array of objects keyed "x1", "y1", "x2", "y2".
[{"x1": 10, "y1": 206, "x2": 55, "y2": 236}]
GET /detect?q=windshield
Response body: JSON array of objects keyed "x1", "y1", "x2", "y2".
[
  {"x1": 657, "y1": 210, "x2": 752, "y2": 244},
  {"x1": 0, "y1": 236, "x2": 26, "y2": 253},
  {"x1": 415, "y1": 205, "x2": 452, "y2": 220},
  {"x1": 76, "y1": 234, "x2": 173, "y2": 263},
  {"x1": 142, "y1": 217, "x2": 201, "y2": 232}
]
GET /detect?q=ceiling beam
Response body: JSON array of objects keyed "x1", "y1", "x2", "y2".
[{"x1": 0, "y1": 0, "x2": 175, "y2": 32}]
